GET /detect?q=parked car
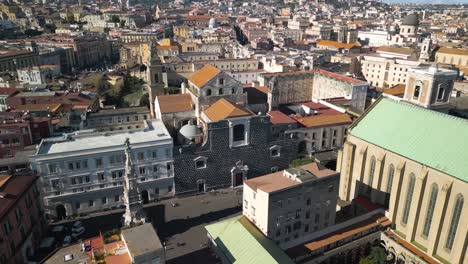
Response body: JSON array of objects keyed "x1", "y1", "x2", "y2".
[
  {"x1": 71, "y1": 221, "x2": 83, "y2": 232},
  {"x1": 63, "y1": 236, "x2": 72, "y2": 247},
  {"x1": 71, "y1": 227, "x2": 85, "y2": 239}
]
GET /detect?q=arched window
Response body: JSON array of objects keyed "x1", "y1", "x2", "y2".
[
  {"x1": 402, "y1": 173, "x2": 416, "y2": 225},
  {"x1": 445, "y1": 194, "x2": 464, "y2": 250},
  {"x1": 218, "y1": 88, "x2": 223, "y2": 95},
  {"x1": 422, "y1": 184, "x2": 438, "y2": 237},
  {"x1": 369, "y1": 156, "x2": 376, "y2": 188},
  {"x1": 206, "y1": 89, "x2": 212, "y2": 96},
  {"x1": 233, "y1": 124, "x2": 245, "y2": 141},
  {"x1": 231, "y1": 88, "x2": 235, "y2": 94},
  {"x1": 437, "y1": 83, "x2": 446, "y2": 101},
  {"x1": 413, "y1": 82, "x2": 421, "y2": 99},
  {"x1": 386, "y1": 164, "x2": 395, "y2": 193}
]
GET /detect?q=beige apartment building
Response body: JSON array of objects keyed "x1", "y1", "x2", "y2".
[
  {"x1": 258, "y1": 71, "x2": 315, "y2": 110},
  {"x1": 243, "y1": 163, "x2": 339, "y2": 248},
  {"x1": 435, "y1": 47, "x2": 468, "y2": 67},
  {"x1": 360, "y1": 55, "x2": 421, "y2": 88},
  {"x1": 337, "y1": 97, "x2": 468, "y2": 264}
]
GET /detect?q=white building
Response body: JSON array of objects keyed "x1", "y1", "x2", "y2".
[
  {"x1": 243, "y1": 163, "x2": 339, "y2": 248},
  {"x1": 17, "y1": 65, "x2": 61, "y2": 85},
  {"x1": 358, "y1": 30, "x2": 390, "y2": 47},
  {"x1": 360, "y1": 51, "x2": 422, "y2": 88},
  {"x1": 31, "y1": 120, "x2": 174, "y2": 219}
]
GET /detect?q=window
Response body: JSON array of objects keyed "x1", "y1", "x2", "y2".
[
  {"x1": 152, "y1": 151, "x2": 157, "y2": 159},
  {"x1": 306, "y1": 198, "x2": 311, "y2": 206},
  {"x1": 437, "y1": 83, "x2": 446, "y2": 101},
  {"x1": 305, "y1": 210, "x2": 310, "y2": 219},
  {"x1": 96, "y1": 158, "x2": 103, "y2": 168},
  {"x1": 328, "y1": 185, "x2": 334, "y2": 192},
  {"x1": 48, "y1": 163, "x2": 58, "y2": 174},
  {"x1": 332, "y1": 139, "x2": 336, "y2": 147},
  {"x1": 445, "y1": 194, "x2": 463, "y2": 250},
  {"x1": 402, "y1": 173, "x2": 416, "y2": 224},
  {"x1": 102, "y1": 197, "x2": 107, "y2": 204},
  {"x1": 387, "y1": 165, "x2": 395, "y2": 193},
  {"x1": 413, "y1": 83, "x2": 421, "y2": 99},
  {"x1": 218, "y1": 88, "x2": 223, "y2": 95},
  {"x1": 137, "y1": 152, "x2": 145, "y2": 161},
  {"x1": 422, "y1": 184, "x2": 438, "y2": 237},
  {"x1": 76, "y1": 202, "x2": 80, "y2": 209},
  {"x1": 271, "y1": 148, "x2": 280, "y2": 157},
  {"x1": 85, "y1": 175, "x2": 90, "y2": 183},
  {"x1": 88, "y1": 200, "x2": 94, "y2": 207},
  {"x1": 314, "y1": 213, "x2": 320, "y2": 223},
  {"x1": 196, "y1": 160, "x2": 206, "y2": 169},
  {"x1": 153, "y1": 165, "x2": 158, "y2": 173},
  {"x1": 114, "y1": 195, "x2": 119, "y2": 202},
  {"x1": 244, "y1": 200, "x2": 249, "y2": 210},
  {"x1": 68, "y1": 162, "x2": 74, "y2": 171},
  {"x1": 271, "y1": 167, "x2": 278, "y2": 172},
  {"x1": 206, "y1": 89, "x2": 212, "y2": 96},
  {"x1": 112, "y1": 171, "x2": 117, "y2": 179},
  {"x1": 3, "y1": 220, "x2": 11, "y2": 235},
  {"x1": 154, "y1": 188, "x2": 159, "y2": 195},
  {"x1": 168, "y1": 185, "x2": 173, "y2": 192},
  {"x1": 98, "y1": 173, "x2": 105, "y2": 181},
  {"x1": 139, "y1": 167, "x2": 146, "y2": 175},
  {"x1": 369, "y1": 156, "x2": 376, "y2": 188},
  {"x1": 333, "y1": 129, "x2": 337, "y2": 137},
  {"x1": 233, "y1": 124, "x2": 245, "y2": 141},
  {"x1": 51, "y1": 179, "x2": 59, "y2": 189}
]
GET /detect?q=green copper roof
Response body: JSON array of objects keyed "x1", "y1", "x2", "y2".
[
  {"x1": 205, "y1": 215, "x2": 294, "y2": 264},
  {"x1": 351, "y1": 97, "x2": 468, "y2": 182}
]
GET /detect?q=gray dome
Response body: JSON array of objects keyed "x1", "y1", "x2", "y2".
[
  {"x1": 402, "y1": 14, "x2": 419, "y2": 26},
  {"x1": 179, "y1": 124, "x2": 200, "y2": 140}
]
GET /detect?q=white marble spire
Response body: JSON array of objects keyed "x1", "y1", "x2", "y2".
[{"x1": 122, "y1": 138, "x2": 147, "y2": 226}]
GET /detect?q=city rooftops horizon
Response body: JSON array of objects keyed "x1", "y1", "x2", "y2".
[{"x1": 35, "y1": 120, "x2": 171, "y2": 156}]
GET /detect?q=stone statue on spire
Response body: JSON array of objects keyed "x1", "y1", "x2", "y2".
[{"x1": 122, "y1": 138, "x2": 147, "y2": 226}]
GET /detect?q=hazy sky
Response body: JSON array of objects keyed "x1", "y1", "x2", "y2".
[{"x1": 383, "y1": 0, "x2": 468, "y2": 3}]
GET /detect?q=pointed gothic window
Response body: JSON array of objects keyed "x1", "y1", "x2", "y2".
[
  {"x1": 402, "y1": 173, "x2": 416, "y2": 225},
  {"x1": 422, "y1": 184, "x2": 438, "y2": 237},
  {"x1": 445, "y1": 194, "x2": 463, "y2": 250}
]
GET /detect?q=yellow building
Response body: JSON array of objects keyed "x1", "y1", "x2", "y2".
[
  {"x1": 119, "y1": 41, "x2": 152, "y2": 69},
  {"x1": 338, "y1": 97, "x2": 468, "y2": 264}
]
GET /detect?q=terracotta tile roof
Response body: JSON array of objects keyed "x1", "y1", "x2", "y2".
[
  {"x1": 157, "y1": 94, "x2": 193, "y2": 113},
  {"x1": 437, "y1": 47, "x2": 468, "y2": 56},
  {"x1": 268, "y1": 111, "x2": 297, "y2": 125},
  {"x1": 188, "y1": 64, "x2": 221, "y2": 88},
  {"x1": 255, "y1": 86, "x2": 270, "y2": 94},
  {"x1": 316, "y1": 69, "x2": 367, "y2": 85},
  {"x1": 14, "y1": 103, "x2": 63, "y2": 112},
  {"x1": 203, "y1": 98, "x2": 251, "y2": 122},
  {"x1": 260, "y1": 70, "x2": 314, "y2": 78},
  {"x1": 0, "y1": 88, "x2": 19, "y2": 96},
  {"x1": 384, "y1": 230, "x2": 439, "y2": 264},
  {"x1": 377, "y1": 46, "x2": 414, "y2": 56},
  {"x1": 0, "y1": 175, "x2": 38, "y2": 219},
  {"x1": 287, "y1": 214, "x2": 391, "y2": 257},
  {"x1": 244, "y1": 171, "x2": 299, "y2": 193},
  {"x1": 105, "y1": 252, "x2": 131, "y2": 264},
  {"x1": 317, "y1": 40, "x2": 361, "y2": 49},
  {"x1": 383, "y1": 84, "x2": 406, "y2": 96},
  {"x1": 295, "y1": 113, "x2": 352, "y2": 128}
]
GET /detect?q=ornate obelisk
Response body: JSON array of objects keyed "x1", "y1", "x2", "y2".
[{"x1": 122, "y1": 138, "x2": 147, "y2": 226}]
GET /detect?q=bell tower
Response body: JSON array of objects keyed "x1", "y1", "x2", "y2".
[
  {"x1": 403, "y1": 64, "x2": 457, "y2": 112},
  {"x1": 146, "y1": 53, "x2": 165, "y2": 118}
]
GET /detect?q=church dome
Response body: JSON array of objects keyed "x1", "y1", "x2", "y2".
[{"x1": 402, "y1": 14, "x2": 419, "y2": 26}]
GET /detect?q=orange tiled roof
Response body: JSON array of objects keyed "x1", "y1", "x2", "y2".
[
  {"x1": 14, "y1": 103, "x2": 62, "y2": 112},
  {"x1": 203, "y1": 98, "x2": 251, "y2": 122},
  {"x1": 157, "y1": 94, "x2": 193, "y2": 113},
  {"x1": 156, "y1": 45, "x2": 179, "y2": 50},
  {"x1": 287, "y1": 214, "x2": 391, "y2": 257},
  {"x1": 384, "y1": 230, "x2": 439, "y2": 264},
  {"x1": 105, "y1": 252, "x2": 131, "y2": 264},
  {"x1": 316, "y1": 69, "x2": 367, "y2": 85},
  {"x1": 383, "y1": 84, "x2": 406, "y2": 96},
  {"x1": 188, "y1": 64, "x2": 221, "y2": 88},
  {"x1": 295, "y1": 113, "x2": 352, "y2": 128},
  {"x1": 317, "y1": 40, "x2": 361, "y2": 49}
]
